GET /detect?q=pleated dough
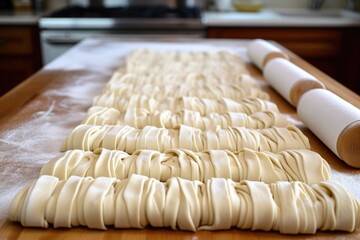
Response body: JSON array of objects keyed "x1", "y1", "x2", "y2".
[
  {"x1": 61, "y1": 124, "x2": 310, "y2": 153},
  {"x1": 9, "y1": 175, "x2": 360, "y2": 233},
  {"x1": 102, "y1": 77, "x2": 268, "y2": 101},
  {"x1": 81, "y1": 106, "x2": 288, "y2": 130},
  {"x1": 125, "y1": 49, "x2": 249, "y2": 83},
  {"x1": 41, "y1": 148, "x2": 330, "y2": 184},
  {"x1": 107, "y1": 71, "x2": 258, "y2": 90},
  {"x1": 93, "y1": 95, "x2": 279, "y2": 115}
]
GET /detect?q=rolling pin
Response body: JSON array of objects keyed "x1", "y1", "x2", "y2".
[
  {"x1": 298, "y1": 89, "x2": 360, "y2": 168},
  {"x1": 264, "y1": 58, "x2": 325, "y2": 106},
  {"x1": 247, "y1": 39, "x2": 289, "y2": 70}
]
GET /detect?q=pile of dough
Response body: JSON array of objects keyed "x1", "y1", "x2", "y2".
[
  {"x1": 82, "y1": 106, "x2": 288, "y2": 130},
  {"x1": 9, "y1": 174, "x2": 360, "y2": 233},
  {"x1": 93, "y1": 95, "x2": 279, "y2": 115},
  {"x1": 125, "y1": 49, "x2": 249, "y2": 80},
  {"x1": 61, "y1": 124, "x2": 310, "y2": 153},
  {"x1": 101, "y1": 81, "x2": 269, "y2": 101},
  {"x1": 107, "y1": 72, "x2": 260, "y2": 90},
  {"x1": 126, "y1": 49, "x2": 245, "y2": 66},
  {"x1": 41, "y1": 148, "x2": 330, "y2": 184}
]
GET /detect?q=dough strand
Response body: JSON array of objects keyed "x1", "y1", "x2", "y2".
[
  {"x1": 82, "y1": 106, "x2": 288, "y2": 130},
  {"x1": 93, "y1": 95, "x2": 279, "y2": 115},
  {"x1": 61, "y1": 124, "x2": 310, "y2": 153},
  {"x1": 103, "y1": 75, "x2": 268, "y2": 101},
  {"x1": 125, "y1": 49, "x2": 249, "y2": 83},
  {"x1": 9, "y1": 175, "x2": 360, "y2": 233},
  {"x1": 41, "y1": 148, "x2": 331, "y2": 184}
]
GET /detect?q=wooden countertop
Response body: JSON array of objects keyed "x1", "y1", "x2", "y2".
[{"x1": 0, "y1": 38, "x2": 359, "y2": 239}]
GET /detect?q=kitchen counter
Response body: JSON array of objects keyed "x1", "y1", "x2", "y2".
[
  {"x1": 2, "y1": 8, "x2": 360, "y2": 27},
  {"x1": 203, "y1": 9, "x2": 360, "y2": 27},
  {"x1": 0, "y1": 10, "x2": 39, "y2": 25},
  {"x1": 0, "y1": 38, "x2": 360, "y2": 239}
]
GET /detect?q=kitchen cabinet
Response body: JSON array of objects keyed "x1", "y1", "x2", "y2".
[
  {"x1": 207, "y1": 27, "x2": 360, "y2": 94},
  {"x1": 0, "y1": 25, "x2": 42, "y2": 96}
]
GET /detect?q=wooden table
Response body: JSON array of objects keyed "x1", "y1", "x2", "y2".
[{"x1": 0, "y1": 38, "x2": 359, "y2": 239}]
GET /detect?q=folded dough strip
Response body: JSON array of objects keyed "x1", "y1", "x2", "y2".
[
  {"x1": 125, "y1": 61, "x2": 248, "y2": 84},
  {"x1": 126, "y1": 49, "x2": 244, "y2": 65},
  {"x1": 41, "y1": 148, "x2": 330, "y2": 184},
  {"x1": 107, "y1": 72, "x2": 258, "y2": 90},
  {"x1": 103, "y1": 73, "x2": 267, "y2": 99},
  {"x1": 102, "y1": 83, "x2": 269, "y2": 101},
  {"x1": 93, "y1": 95, "x2": 279, "y2": 116},
  {"x1": 125, "y1": 50, "x2": 249, "y2": 79},
  {"x1": 61, "y1": 124, "x2": 310, "y2": 153},
  {"x1": 9, "y1": 175, "x2": 360, "y2": 233},
  {"x1": 81, "y1": 106, "x2": 288, "y2": 130}
]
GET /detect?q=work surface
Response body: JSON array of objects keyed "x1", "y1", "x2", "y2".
[{"x1": 0, "y1": 38, "x2": 360, "y2": 239}]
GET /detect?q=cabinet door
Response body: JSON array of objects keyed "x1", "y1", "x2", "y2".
[
  {"x1": 0, "y1": 26, "x2": 42, "y2": 96},
  {"x1": 0, "y1": 57, "x2": 35, "y2": 96},
  {"x1": 0, "y1": 26, "x2": 33, "y2": 55}
]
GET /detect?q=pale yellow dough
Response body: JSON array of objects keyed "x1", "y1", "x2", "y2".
[
  {"x1": 125, "y1": 49, "x2": 249, "y2": 82},
  {"x1": 9, "y1": 175, "x2": 360, "y2": 233},
  {"x1": 41, "y1": 148, "x2": 330, "y2": 184},
  {"x1": 81, "y1": 106, "x2": 288, "y2": 130},
  {"x1": 102, "y1": 74, "x2": 268, "y2": 101},
  {"x1": 107, "y1": 72, "x2": 259, "y2": 90},
  {"x1": 93, "y1": 95, "x2": 279, "y2": 115},
  {"x1": 61, "y1": 124, "x2": 310, "y2": 153}
]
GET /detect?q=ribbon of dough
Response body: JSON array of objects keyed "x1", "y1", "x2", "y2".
[
  {"x1": 61, "y1": 124, "x2": 310, "y2": 153},
  {"x1": 102, "y1": 81, "x2": 268, "y2": 101},
  {"x1": 82, "y1": 106, "x2": 288, "y2": 130},
  {"x1": 106, "y1": 72, "x2": 260, "y2": 90},
  {"x1": 9, "y1": 175, "x2": 360, "y2": 233},
  {"x1": 107, "y1": 72, "x2": 258, "y2": 90},
  {"x1": 93, "y1": 95, "x2": 279, "y2": 115},
  {"x1": 125, "y1": 49, "x2": 248, "y2": 80},
  {"x1": 41, "y1": 148, "x2": 330, "y2": 184}
]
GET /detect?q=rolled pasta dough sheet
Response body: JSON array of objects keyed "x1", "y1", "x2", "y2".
[
  {"x1": 298, "y1": 89, "x2": 360, "y2": 165},
  {"x1": 247, "y1": 39, "x2": 288, "y2": 70},
  {"x1": 264, "y1": 58, "x2": 324, "y2": 106}
]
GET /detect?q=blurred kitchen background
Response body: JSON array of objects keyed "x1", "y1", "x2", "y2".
[{"x1": 0, "y1": 0, "x2": 360, "y2": 96}]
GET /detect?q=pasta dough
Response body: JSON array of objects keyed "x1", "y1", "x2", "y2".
[
  {"x1": 93, "y1": 95, "x2": 279, "y2": 115},
  {"x1": 61, "y1": 124, "x2": 310, "y2": 153},
  {"x1": 41, "y1": 148, "x2": 331, "y2": 184},
  {"x1": 9, "y1": 175, "x2": 360, "y2": 233},
  {"x1": 102, "y1": 75, "x2": 268, "y2": 101},
  {"x1": 102, "y1": 82, "x2": 269, "y2": 101},
  {"x1": 107, "y1": 72, "x2": 260, "y2": 90},
  {"x1": 81, "y1": 106, "x2": 288, "y2": 130},
  {"x1": 125, "y1": 49, "x2": 249, "y2": 81}
]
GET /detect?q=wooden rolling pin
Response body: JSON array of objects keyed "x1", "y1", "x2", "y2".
[
  {"x1": 247, "y1": 39, "x2": 289, "y2": 70},
  {"x1": 298, "y1": 89, "x2": 360, "y2": 168},
  {"x1": 264, "y1": 58, "x2": 325, "y2": 106}
]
